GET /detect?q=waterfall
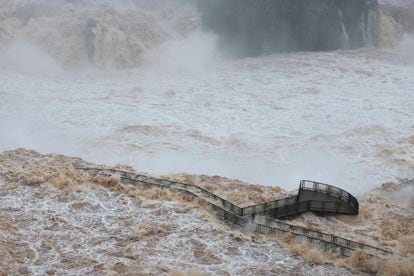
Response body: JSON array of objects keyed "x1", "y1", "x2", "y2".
[
  {"x1": 360, "y1": 13, "x2": 368, "y2": 46},
  {"x1": 199, "y1": 0, "x2": 381, "y2": 55},
  {"x1": 367, "y1": 9, "x2": 379, "y2": 47},
  {"x1": 338, "y1": 9, "x2": 350, "y2": 50}
]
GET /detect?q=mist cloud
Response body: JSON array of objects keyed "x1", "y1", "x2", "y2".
[
  {"x1": 143, "y1": 31, "x2": 219, "y2": 75},
  {"x1": 0, "y1": 40, "x2": 64, "y2": 75},
  {"x1": 394, "y1": 34, "x2": 414, "y2": 64}
]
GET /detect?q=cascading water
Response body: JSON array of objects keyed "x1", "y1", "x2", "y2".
[
  {"x1": 0, "y1": 0, "x2": 413, "y2": 274},
  {"x1": 366, "y1": 9, "x2": 379, "y2": 46},
  {"x1": 199, "y1": 0, "x2": 380, "y2": 56},
  {"x1": 338, "y1": 9, "x2": 351, "y2": 50}
]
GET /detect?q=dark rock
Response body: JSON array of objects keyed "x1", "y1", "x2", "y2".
[{"x1": 198, "y1": 0, "x2": 379, "y2": 57}]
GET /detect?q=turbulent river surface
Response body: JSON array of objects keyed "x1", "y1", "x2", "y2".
[
  {"x1": 1, "y1": 44, "x2": 413, "y2": 194},
  {"x1": 0, "y1": 0, "x2": 414, "y2": 275}
]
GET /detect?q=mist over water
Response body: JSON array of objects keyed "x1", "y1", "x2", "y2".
[
  {"x1": 393, "y1": 34, "x2": 414, "y2": 63},
  {"x1": 0, "y1": 0, "x2": 413, "y2": 195},
  {"x1": 143, "y1": 31, "x2": 219, "y2": 75},
  {"x1": 0, "y1": 40, "x2": 64, "y2": 75},
  {"x1": 1, "y1": 2, "x2": 414, "y2": 275}
]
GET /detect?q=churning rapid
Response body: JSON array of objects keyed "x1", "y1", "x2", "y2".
[{"x1": 0, "y1": 0, "x2": 413, "y2": 275}]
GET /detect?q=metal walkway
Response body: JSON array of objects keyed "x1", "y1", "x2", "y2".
[{"x1": 77, "y1": 167, "x2": 391, "y2": 257}]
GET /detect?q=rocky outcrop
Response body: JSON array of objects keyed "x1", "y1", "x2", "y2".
[{"x1": 199, "y1": 0, "x2": 379, "y2": 56}]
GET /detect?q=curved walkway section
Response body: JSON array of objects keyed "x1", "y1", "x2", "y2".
[{"x1": 76, "y1": 167, "x2": 391, "y2": 257}]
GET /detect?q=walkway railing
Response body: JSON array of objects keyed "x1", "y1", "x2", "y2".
[
  {"x1": 300, "y1": 180, "x2": 359, "y2": 212},
  {"x1": 76, "y1": 167, "x2": 392, "y2": 257}
]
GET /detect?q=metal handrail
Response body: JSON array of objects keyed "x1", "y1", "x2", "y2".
[
  {"x1": 76, "y1": 167, "x2": 392, "y2": 256},
  {"x1": 300, "y1": 180, "x2": 359, "y2": 211}
]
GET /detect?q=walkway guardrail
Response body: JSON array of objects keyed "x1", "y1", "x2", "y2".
[
  {"x1": 76, "y1": 167, "x2": 392, "y2": 257},
  {"x1": 300, "y1": 180, "x2": 359, "y2": 212}
]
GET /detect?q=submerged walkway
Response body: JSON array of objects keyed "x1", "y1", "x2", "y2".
[{"x1": 77, "y1": 167, "x2": 391, "y2": 257}]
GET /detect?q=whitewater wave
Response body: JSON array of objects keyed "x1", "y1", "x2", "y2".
[
  {"x1": 0, "y1": 0, "x2": 199, "y2": 69},
  {"x1": 0, "y1": 0, "x2": 412, "y2": 71},
  {"x1": 0, "y1": 149, "x2": 412, "y2": 274}
]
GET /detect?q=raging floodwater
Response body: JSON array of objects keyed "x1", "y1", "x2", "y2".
[
  {"x1": 1, "y1": 45, "x2": 414, "y2": 194},
  {"x1": 0, "y1": 0, "x2": 413, "y2": 194},
  {"x1": 0, "y1": 149, "x2": 355, "y2": 275},
  {"x1": 0, "y1": 0, "x2": 414, "y2": 275},
  {"x1": 1, "y1": 149, "x2": 413, "y2": 275}
]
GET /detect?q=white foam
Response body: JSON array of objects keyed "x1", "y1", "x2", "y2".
[
  {"x1": 0, "y1": 0, "x2": 413, "y2": 195},
  {"x1": 1, "y1": 44, "x2": 413, "y2": 194}
]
